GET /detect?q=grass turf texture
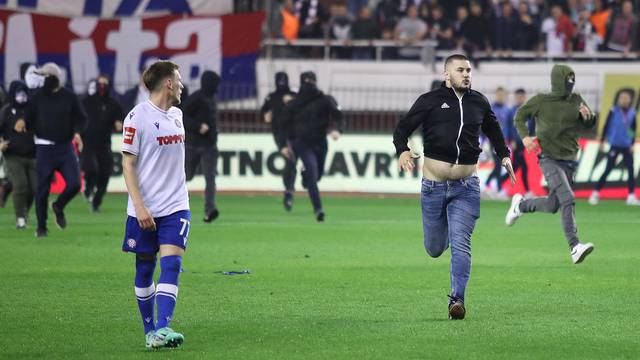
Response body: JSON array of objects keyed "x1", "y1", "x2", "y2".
[{"x1": 1, "y1": 193, "x2": 638, "y2": 359}]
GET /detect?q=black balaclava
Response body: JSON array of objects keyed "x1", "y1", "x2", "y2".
[
  {"x1": 200, "y1": 70, "x2": 220, "y2": 97},
  {"x1": 275, "y1": 72, "x2": 289, "y2": 93},
  {"x1": 9, "y1": 80, "x2": 29, "y2": 108},
  {"x1": 42, "y1": 75, "x2": 59, "y2": 94},
  {"x1": 565, "y1": 75, "x2": 575, "y2": 94},
  {"x1": 299, "y1": 71, "x2": 318, "y2": 93},
  {"x1": 97, "y1": 78, "x2": 110, "y2": 97}
]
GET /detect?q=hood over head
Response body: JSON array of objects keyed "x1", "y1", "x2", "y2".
[
  {"x1": 275, "y1": 72, "x2": 289, "y2": 93},
  {"x1": 8, "y1": 80, "x2": 29, "y2": 107},
  {"x1": 551, "y1": 64, "x2": 575, "y2": 97},
  {"x1": 200, "y1": 70, "x2": 220, "y2": 97}
]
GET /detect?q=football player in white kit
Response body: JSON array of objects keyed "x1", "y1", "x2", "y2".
[{"x1": 120, "y1": 60, "x2": 190, "y2": 349}]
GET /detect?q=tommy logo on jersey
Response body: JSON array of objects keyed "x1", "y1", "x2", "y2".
[
  {"x1": 157, "y1": 134, "x2": 185, "y2": 146},
  {"x1": 123, "y1": 127, "x2": 136, "y2": 144}
]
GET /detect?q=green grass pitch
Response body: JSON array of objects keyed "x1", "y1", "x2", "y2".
[{"x1": 1, "y1": 193, "x2": 638, "y2": 359}]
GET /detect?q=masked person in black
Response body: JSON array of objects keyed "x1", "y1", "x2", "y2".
[
  {"x1": 282, "y1": 71, "x2": 344, "y2": 222},
  {"x1": 183, "y1": 70, "x2": 220, "y2": 223},
  {"x1": 81, "y1": 75, "x2": 124, "y2": 212},
  {"x1": 0, "y1": 81, "x2": 35, "y2": 229},
  {"x1": 21, "y1": 62, "x2": 87, "y2": 237},
  {"x1": 261, "y1": 72, "x2": 297, "y2": 211}
]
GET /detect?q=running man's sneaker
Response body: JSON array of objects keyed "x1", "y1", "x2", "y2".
[
  {"x1": 588, "y1": 191, "x2": 599, "y2": 205},
  {"x1": 571, "y1": 242, "x2": 594, "y2": 264},
  {"x1": 16, "y1": 217, "x2": 26, "y2": 229},
  {"x1": 203, "y1": 209, "x2": 219, "y2": 223},
  {"x1": 448, "y1": 295, "x2": 465, "y2": 320},
  {"x1": 145, "y1": 331, "x2": 155, "y2": 349},
  {"x1": 51, "y1": 202, "x2": 66, "y2": 229},
  {"x1": 315, "y1": 210, "x2": 325, "y2": 222},
  {"x1": 283, "y1": 192, "x2": 293, "y2": 212},
  {"x1": 505, "y1": 193, "x2": 523, "y2": 226},
  {"x1": 150, "y1": 327, "x2": 184, "y2": 349},
  {"x1": 35, "y1": 228, "x2": 48, "y2": 238},
  {"x1": 625, "y1": 194, "x2": 640, "y2": 206}
]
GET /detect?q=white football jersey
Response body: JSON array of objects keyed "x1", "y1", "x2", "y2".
[{"x1": 122, "y1": 100, "x2": 190, "y2": 218}]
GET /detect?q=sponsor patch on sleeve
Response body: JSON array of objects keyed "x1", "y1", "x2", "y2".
[{"x1": 123, "y1": 127, "x2": 136, "y2": 145}]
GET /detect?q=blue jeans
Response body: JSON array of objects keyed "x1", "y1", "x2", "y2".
[
  {"x1": 292, "y1": 138, "x2": 328, "y2": 212},
  {"x1": 421, "y1": 175, "x2": 480, "y2": 302}
]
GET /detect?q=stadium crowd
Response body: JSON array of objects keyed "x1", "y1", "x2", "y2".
[{"x1": 271, "y1": 0, "x2": 640, "y2": 58}]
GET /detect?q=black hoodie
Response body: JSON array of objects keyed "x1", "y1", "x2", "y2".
[
  {"x1": 261, "y1": 72, "x2": 296, "y2": 148},
  {"x1": 282, "y1": 82, "x2": 344, "y2": 143},
  {"x1": 0, "y1": 81, "x2": 35, "y2": 157},
  {"x1": 183, "y1": 71, "x2": 220, "y2": 147},
  {"x1": 81, "y1": 81, "x2": 125, "y2": 148}
]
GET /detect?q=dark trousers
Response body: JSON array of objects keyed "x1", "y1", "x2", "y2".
[
  {"x1": 595, "y1": 145, "x2": 635, "y2": 193},
  {"x1": 185, "y1": 145, "x2": 218, "y2": 214},
  {"x1": 5, "y1": 155, "x2": 36, "y2": 219},
  {"x1": 282, "y1": 155, "x2": 297, "y2": 193},
  {"x1": 485, "y1": 152, "x2": 503, "y2": 190},
  {"x1": 81, "y1": 146, "x2": 113, "y2": 210},
  {"x1": 292, "y1": 138, "x2": 327, "y2": 212},
  {"x1": 36, "y1": 143, "x2": 81, "y2": 230},
  {"x1": 500, "y1": 148, "x2": 529, "y2": 191}
]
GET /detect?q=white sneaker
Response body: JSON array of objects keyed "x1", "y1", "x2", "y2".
[
  {"x1": 16, "y1": 217, "x2": 26, "y2": 229},
  {"x1": 588, "y1": 191, "x2": 599, "y2": 205},
  {"x1": 505, "y1": 193, "x2": 524, "y2": 226},
  {"x1": 571, "y1": 242, "x2": 594, "y2": 264},
  {"x1": 626, "y1": 194, "x2": 640, "y2": 206}
]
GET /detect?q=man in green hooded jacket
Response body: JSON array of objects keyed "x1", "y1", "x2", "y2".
[{"x1": 504, "y1": 64, "x2": 596, "y2": 264}]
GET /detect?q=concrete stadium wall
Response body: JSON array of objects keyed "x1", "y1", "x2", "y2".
[{"x1": 256, "y1": 60, "x2": 640, "y2": 112}]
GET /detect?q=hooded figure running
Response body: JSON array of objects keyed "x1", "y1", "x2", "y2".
[
  {"x1": 505, "y1": 64, "x2": 596, "y2": 264},
  {"x1": 183, "y1": 70, "x2": 221, "y2": 223}
]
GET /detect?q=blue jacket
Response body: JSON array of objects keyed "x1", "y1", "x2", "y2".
[
  {"x1": 601, "y1": 106, "x2": 637, "y2": 148},
  {"x1": 492, "y1": 101, "x2": 511, "y2": 139}
]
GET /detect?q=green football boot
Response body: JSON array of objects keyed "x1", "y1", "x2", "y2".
[
  {"x1": 145, "y1": 331, "x2": 155, "y2": 349},
  {"x1": 150, "y1": 327, "x2": 184, "y2": 349}
]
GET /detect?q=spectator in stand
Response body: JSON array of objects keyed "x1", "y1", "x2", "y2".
[
  {"x1": 296, "y1": 0, "x2": 327, "y2": 39},
  {"x1": 541, "y1": 5, "x2": 574, "y2": 57},
  {"x1": 494, "y1": 1, "x2": 518, "y2": 57},
  {"x1": 459, "y1": 2, "x2": 492, "y2": 60},
  {"x1": 120, "y1": 72, "x2": 149, "y2": 114},
  {"x1": 515, "y1": 1, "x2": 540, "y2": 50},
  {"x1": 278, "y1": 0, "x2": 299, "y2": 42},
  {"x1": 574, "y1": 8, "x2": 602, "y2": 54},
  {"x1": 604, "y1": 0, "x2": 637, "y2": 55},
  {"x1": 376, "y1": 0, "x2": 403, "y2": 33},
  {"x1": 351, "y1": 6, "x2": 380, "y2": 60},
  {"x1": 394, "y1": 4, "x2": 428, "y2": 60},
  {"x1": 327, "y1": 2, "x2": 353, "y2": 59},
  {"x1": 589, "y1": 0, "x2": 610, "y2": 46},
  {"x1": 417, "y1": 1, "x2": 431, "y2": 23},
  {"x1": 452, "y1": 6, "x2": 468, "y2": 43},
  {"x1": 428, "y1": 6, "x2": 455, "y2": 50},
  {"x1": 567, "y1": 0, "x2": 580, "y2": 23}
]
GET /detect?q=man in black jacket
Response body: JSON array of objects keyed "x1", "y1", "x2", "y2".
[
  {"x1": 260, "y1": 72, "x2": 297, "y2": 210},
  {"x1": 393, "y1": 54, "x2": 515, "y2": 320},
  {"x1": 0, "y1": 81, "x2": 35, "y2": 229},
  {"x1": 21, "y1": 62, "x2": 87, "y2": 237},
  {"x1": 282, "y1": 71, "x2": 343, "y2": 221},
  {"x1": 81, "y1": 75, "x2": 124, "y2": 212},
  {"x1": 183, "y1": 70, "x2": 220, "y2": 223}
]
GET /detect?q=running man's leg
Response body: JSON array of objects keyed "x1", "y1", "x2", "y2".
[
  {"x1": 293, "y1": 141, "x2": 323, "y2": 213},
  {"x1": 201, "y1": 145, "x2": 218, "y2": 215},
  {"x1": 446, "y1": 177, "x2": 480, "y2": 302},
  {"x1": 92, "y1": 147, "x2": 114, "y2": 211},
  {"x1": 622, "y1": 147, "x2": 636, "y2": 195},
  {"x1": 54, "y1": 144, "x2": 81, "y2": 210},
  {"x1": 421, "y1": 179, "x2": 449, "y2": 258},
  {"x1": 35, "y1": 146, "x2": 58, "y2": 232}
]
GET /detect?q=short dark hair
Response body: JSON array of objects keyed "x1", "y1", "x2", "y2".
[
  {"x1": 496, "y1": 86, "x2": 505, "y2": 92},
  {"x1": 515, "y1": 88, "x2": 526, "y2": 94},
  {"x1": 143, "y1": 60, "x2": 179, "y2": 92},
  {"x1": 444, "y1": 54, "x2": 469, "y2": 69}
]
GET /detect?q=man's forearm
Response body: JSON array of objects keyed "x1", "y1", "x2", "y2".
[{"x1": 122, "y1": 156, "x2": 145, "y2": 208}]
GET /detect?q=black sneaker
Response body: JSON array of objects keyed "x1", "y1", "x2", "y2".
[
  {"x1": 448, "y1": 295, "x2": 466, "y2": 320},
  {"x1": 36, "y1": 228, "x2": 48, "y2": 237},
  {"x1": 203, "y1": 209, "x2": 219, "y2": 223},
  {"x1": 283, "y1": 192, "x2": 293, "y2": 212},
  {"x1": 315, "y1": 210, "x2": 325, "y2": 222},
  {"x1": 51, "y1": 203, "x2": 67, "y2": 229}
]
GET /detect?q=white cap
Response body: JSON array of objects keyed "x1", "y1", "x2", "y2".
[{"x1": 34, "y1": 62, "x2": 63, "y2": 79}]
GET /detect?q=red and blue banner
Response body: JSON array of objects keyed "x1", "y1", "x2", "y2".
[{"x1": 0, "y1": 10, "x2": 264, "y2": 100}]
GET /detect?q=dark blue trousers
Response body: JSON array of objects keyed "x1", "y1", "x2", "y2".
[
  {"x1": 36, "y1": 143, "x2": 81, "y2": 230},
  {"x1": 292, "y1": 138, "x2": 327, "y2": 212}
]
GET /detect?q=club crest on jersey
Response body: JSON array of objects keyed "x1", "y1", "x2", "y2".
[
  {"x1": 154, "y1": 122, "x2": 160, "y2": 129},
  {"x1": 123, "y1": 127, "x2": 136, "y2": 145},
  {"x1": 175, "y1": 119, "x2": 182, "y2": 128},
  {"x1": 127, "y1": 238, "x2": 136, "y2": 249}
]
